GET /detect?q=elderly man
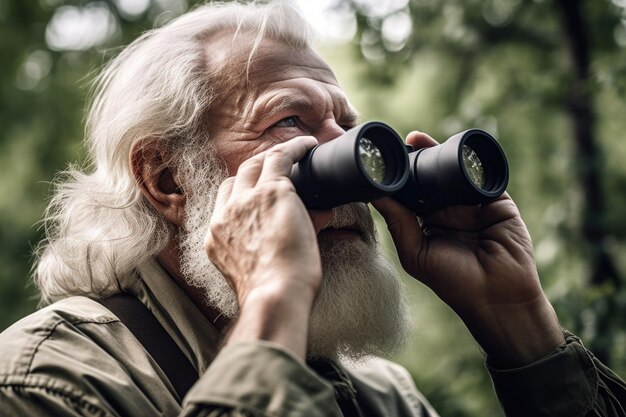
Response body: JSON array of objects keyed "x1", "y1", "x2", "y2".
[{"x1": 1, "y1": 2, "x2": 624, "y2": 417}]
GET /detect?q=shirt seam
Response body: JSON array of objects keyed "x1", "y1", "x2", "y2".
[
  {"x1": 1, "y1": 383, "x2": 112, "y2": 417},
  {"x1": 188, "y1": 396, "x2": 331, "y2": 417},
  {"x1": 387, "y1": 362, "x2": 426, "y2": 416},
  {"x1": 24, "y1": 319, "x2": 64, "y2": 375},
  {"x1": 24, "y1": 317, "x2": 120, "y2": 376},
  {"x1": 575, "y1": 340, "x2": 601, "y2": 415},
  {"x1": 0, "y1": 314, "x2": 122, "y2": 379}
]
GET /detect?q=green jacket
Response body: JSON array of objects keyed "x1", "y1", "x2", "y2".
[{"x1": 0, "y1": 259, "x2": 624, "y2": 416}]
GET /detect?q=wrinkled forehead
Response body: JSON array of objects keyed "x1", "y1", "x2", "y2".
[{"x1": 204, "y1": 30, "x2": 340, "y2": 90}]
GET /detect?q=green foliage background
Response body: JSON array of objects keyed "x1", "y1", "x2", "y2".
[{"x1": 1, "y1": 1, "x2": 625, "y2": 416}]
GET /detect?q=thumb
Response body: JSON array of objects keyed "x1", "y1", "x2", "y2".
[
  {"x1": 371, "y1": 196, "x2": 424, "y2": 274},
  {"x1": 406, "y1": 131, "x2": 440, "y2": 149}
]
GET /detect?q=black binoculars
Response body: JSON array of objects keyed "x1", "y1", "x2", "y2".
[{"x1": 290, "y1": 121, "x2": 509, "y2": 214}]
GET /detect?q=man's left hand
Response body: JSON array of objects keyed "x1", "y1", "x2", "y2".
[{"x1": 373, "y1": 131, "x2": 565, "y2": 368}]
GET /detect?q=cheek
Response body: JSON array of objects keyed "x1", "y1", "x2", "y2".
[{"x1": 213, "y1": 135, "x2": 274, "y2": 176}]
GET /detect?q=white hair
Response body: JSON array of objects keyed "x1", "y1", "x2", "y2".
[{"x1": 34, "y1": 1, "x2": 314, "y2": 304}]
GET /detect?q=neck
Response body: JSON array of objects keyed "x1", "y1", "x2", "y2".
[{"x1": 157, "y1": 238, "x2": 231, "y2": 333}]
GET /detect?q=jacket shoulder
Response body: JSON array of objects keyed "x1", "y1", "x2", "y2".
[
  {"x1": 0, "y1": 296, "x2": 118, "y2": 381},
  {"x1": 0, "y1": 296, "x2": 181, "y2": 415}
]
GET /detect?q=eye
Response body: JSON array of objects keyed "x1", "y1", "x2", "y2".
[{"x1": 273, "y1": 116, "x2": 298, "y2": 128}]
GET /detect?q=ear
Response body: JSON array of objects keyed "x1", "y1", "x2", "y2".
[{"x1": 130, "y1": 140, "x2": 186, "y2": 227}]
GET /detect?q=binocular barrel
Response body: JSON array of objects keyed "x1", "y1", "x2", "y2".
[
  {"x1": 290, "y1": 122, "x2": 410, "y2": 209},
  {"x1": 290, "y1": 121, "x2": 509, "y2": 213},
  {"x1": 393, "y1": 129, "x2": 509, "y2": 213}
]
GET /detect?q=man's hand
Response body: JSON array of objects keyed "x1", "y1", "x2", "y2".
[
  {"x1": 204, "y1": 136, "x2": 324, "y2": 360},
  {"x1": 373, "y1": 131, "x2": 565, "y2": 368}
]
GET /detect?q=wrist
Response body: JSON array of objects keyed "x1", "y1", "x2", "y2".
[
  {"x1": 461, "y1": 294, "x2": 565, "y2": 368},
  {"x1": 240, "y1": 274, "x2": 319, "y2": 306},
  {"x1": 226, "y1": 278, "x2": 317, "y2": 360}
]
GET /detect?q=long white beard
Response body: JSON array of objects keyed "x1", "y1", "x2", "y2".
[{"x1": 178, "y1": 162, "x2": 412, "y2": 360}]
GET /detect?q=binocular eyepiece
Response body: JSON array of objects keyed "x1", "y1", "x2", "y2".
[{"x1": 290, "y1": 121, "x2": 509, "y2": 214}]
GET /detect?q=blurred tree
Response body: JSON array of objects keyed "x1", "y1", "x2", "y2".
[{"x1": 336, "y1": 0, "x2": 626, "y2": 415}]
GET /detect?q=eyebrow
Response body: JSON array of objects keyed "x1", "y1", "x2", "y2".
[
  {"x1": 266, "y1": 96, "x2": 315, "y2": 118},
  {"x1": 261, "y1": 95, "x2": 360, "y2": 126},
  {"x1": 243, "y1": 96, "x2": 309, "y2": 130}
]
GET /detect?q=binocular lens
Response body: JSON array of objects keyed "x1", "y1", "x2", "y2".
[
  {"x1": 461, "y1": 144, "x2": 485, "y2": 189},
  {"x1": 358, "y1": 137, "x2": 387, "y2": 184}
]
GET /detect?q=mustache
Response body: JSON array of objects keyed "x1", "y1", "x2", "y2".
[{"x1": 323, "y1": 203, "x2": 377, "y2": 244}]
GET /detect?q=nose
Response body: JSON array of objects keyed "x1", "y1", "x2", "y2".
[{"x1": 313, "y1": 119, "x2": 348, "y2": 145}]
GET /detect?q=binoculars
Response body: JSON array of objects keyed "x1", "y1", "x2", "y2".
[{"x1": 290, "y1": 121, "x2": 509, "y2": 214}]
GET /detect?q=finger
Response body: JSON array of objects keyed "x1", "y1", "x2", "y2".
[
  {"x1": 371, "y1": 196, "x2": 425, "y2": 271},
  {"x1": 406, "y1": 131, "x2": 439, "y2": 150},
  {"x1": 231, "y1": 155, "x2": 264, "y2": 196},
  {"x1": 211, "y1": 177, "x2": 235, "y2": 219},
  {"x1": 257, "y1": 136, "x2": 318, "y2": 184},
  {"x1": 419, "y1": 192, "x2": 516, "y2": 230}
]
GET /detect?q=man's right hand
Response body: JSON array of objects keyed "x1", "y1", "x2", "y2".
[{"x1": 204, "y1": 136, "x2": 323, "y2": 360}]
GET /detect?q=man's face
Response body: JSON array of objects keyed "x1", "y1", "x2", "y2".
[
  {"x1": 207, "y1": 33, "x2": 359, "y2": 175},
  {"x1": 178, "y1": 33, "x2": 411, "y2": 359}
]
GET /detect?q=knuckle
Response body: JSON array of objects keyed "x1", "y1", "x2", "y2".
[
  {"x1": 219, "y1": 177, "x2": 235, "y2": 189},
  {"x1": 203, "y1": 230, "x2": 216, "y2": 254},
  {"x1": 244, "y1": 155, "x2": 264, "y2": 166},
  {"x1": 238, "y1": 156, "x2": 263, "y2": 172},
  {"x1": 252, "y1": 184, "x2": 276, "y2": 202},
  {"x1": 208, "y1": 216, "x2": 227, "y2": 237},
  {"x1": 231, "y1": 192, "x2": 254, "y2": 207},
  {"x1": 259, "y1": 179, "x2": 293, "y2": 197},
  {"x1": 273, "y1": 178, "x2": 295, "y2": 194},
  {"x1": 266, "y1": 147, "x2": 288, "y2": 160},
  {"x1": 221, "y1": 195, "x2": 254, "y2": 220},
  {"x1": 205, "y1": 221, "x2": 232, "y2": 260}
]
